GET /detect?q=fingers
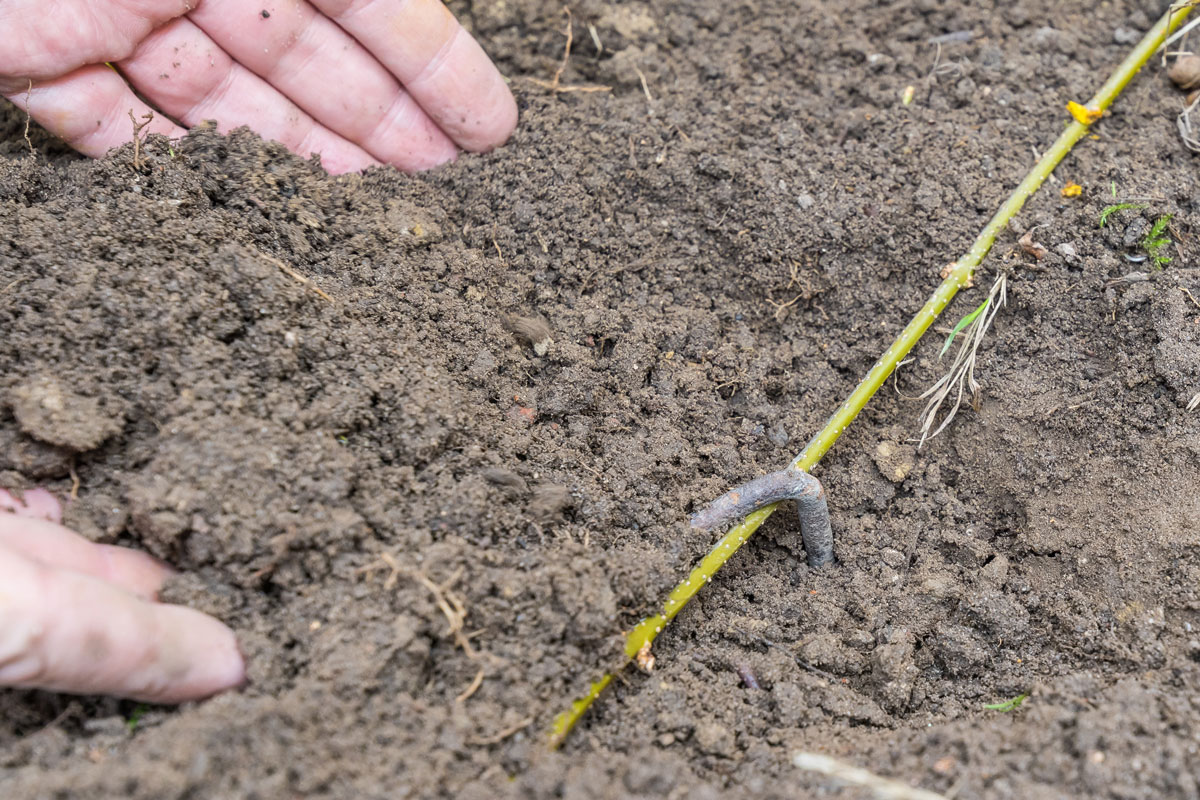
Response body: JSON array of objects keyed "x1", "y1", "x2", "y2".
[
  {"x1": 311, "y1": 0, "x2": 518, "y2": 152},
  {"x1": 0, "y1": 0, "x2": 185, "y2": 94},
  {"x1": 0, "y1": 509, "x2": 171, "y2": 601},
  {"x1": 117, "y1": 17, "x2": 379, "y2": 175},
  {"x1": 0, "y1": 487, "x2": 63, "y2": 523},
  {"x1": 2, "y1": 64, "x2": 184, "y2": 159},
  {"x1": 187, "y1": 0, "x2": 457, "y2": 171},
  {"x1": 0, "y1": 545, "x2": 244, "y2": 703}
]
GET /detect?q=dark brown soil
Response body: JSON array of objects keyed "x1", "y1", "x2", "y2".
[{"x1": 3, "y1": 1, "x2": 1200, "y2": 797}]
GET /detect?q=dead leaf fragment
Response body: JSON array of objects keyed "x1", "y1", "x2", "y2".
[
  {"x1": 1019, "y1": 229, "x2": 1047, "y2": 260},
  {"x1": 502, "y1": 314, "x2": 553, "y2": 356}
]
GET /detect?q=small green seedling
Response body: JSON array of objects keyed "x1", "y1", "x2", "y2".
[
  {"x1": 1142, "y1": 214, "x2": 1174, "y2": 269},
  {"x1": 983, "y1": 692, "x2": 1029, "y2": 713},
  {"x1": 1098, "y1": 202, "x2": 1146, "y2": 227},
  {"x1": 126, "y1": 704, "x2": 149, "y2": 732},
  {"x1": 940, "y1": 297, "x2": 990, "y2": 358}
]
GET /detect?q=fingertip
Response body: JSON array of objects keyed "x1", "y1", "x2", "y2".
[
  {"x1": 0, "y1": 553, "x2": 245, "y2": 704},
  {"x1": 96, "y1": 544, "x2": 173, "y2": 600},
  {"x1": 145, "y1": 606, "x2": 246, "y2": 703},
  {"x1": 308, "y1": 141, "x2": 383, "y2": 175},
  {"x1": 461, "y1": 83, "x2": 518, "y2": 154},
  {"x1": 395, "y1": 133, "x2": 458, "y2": 173},
  {"x1": 185, "y1": 619, "x2": 246, "y2": 699},
  {"x1": 0, "y1": 487, "x2": 62, "y2": 523},
  {"x1": 436, "y1": 37, "x2": 519, "y2": 153}
]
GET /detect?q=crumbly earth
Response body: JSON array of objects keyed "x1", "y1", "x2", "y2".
[{"x1": 2, "y1": 1, "x2": 1199, "y2": 797}]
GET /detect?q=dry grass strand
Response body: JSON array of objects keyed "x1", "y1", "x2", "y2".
[
  {"x1": 530, "y1": 7, "x2": 612, "y2": 94},
  {"x1": 257, "y1": 252, "x2": 334, "y2": 302},
  {"x1": 793, "y1": 752, "x2": 950, "y2": 800},
  {"x1": 916, "y1": 270, "x2": 1008, "y2": 448}
]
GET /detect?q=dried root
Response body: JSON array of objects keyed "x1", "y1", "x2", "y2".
[{"x1": 916, "y1": 271, "x2": 1008, "y2": 448}]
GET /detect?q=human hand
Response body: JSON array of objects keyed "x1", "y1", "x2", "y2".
[
  {"x1": 0, "y1": 488, "x2": 244, "y2": 703},
  {"x1": 0, "y1": 0, "x2": 517, "y2": 173}
]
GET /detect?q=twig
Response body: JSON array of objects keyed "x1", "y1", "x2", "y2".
[
  {"x1": 468, "y1": 716, "x2": 534, "y2": 746},
  {"x1": 1177, "y1": 92, "x2": 1200, "y2": 151},
  {"x1": 550, "y1": 7, "x2": 573, "y2": 88},
  {"x1": 360, "y1": 554, "x2": 478, "y2": 658},
  {"x1": 21, "y1": 702, "x2": 80, "y2": 741},
  {"x1": 377, "y1": 551, "x2": 403, "y2": 590},
  {"x1": 529, "y1": 7, "x2": 612, "y2": 94},
  {"x1": 456, "y1": 668, "x2": 486, "y2": 703},
  {"x1": 23, "y1": 80, "x2": 34, "y2": 157},
  {"x1": 793, "y1": 753, "x2": 949, "y2": 800},
  {"x1": 413, "y1": 568, "x2": 476, "y2": 657},
  {"x1": 633, "y1": 66, "x2": 653, "y2": 102},
  {"x1": 257, "y1": 252, "x2": 334, "y2": 302},
  {"x1": 67, "y1": 458, "x2": 80, "y2": 501},
  {"x1": 128, "y1": 110, "x2": 154, "y2": 170},
  {"x1": 492, "y1": 223, "x2": 506, "y2": 265},
  {"x1": 767, "y1": 292, "x2": 804, "y2": 321},
  {"x1": 1181, "y1": 285, "x2": 1200, "y2": 310},
  {"x1": 760, "y1": 637, "x2": 840, "y2": 682},
  {"x1": 0, "y1": 277, "x2": 28, "y2": 297},
  {"x1": 1160, "y1": 6, "x2": 1200, "y2": 60}
]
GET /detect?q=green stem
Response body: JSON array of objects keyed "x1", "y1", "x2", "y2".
[{"x1": 548, "y1": 3, "x2": 1193, "y2": 749}]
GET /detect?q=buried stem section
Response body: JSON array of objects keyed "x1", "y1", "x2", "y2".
[{"x1": 548, "y1": 3, "x2": 1194, "y2": 749}]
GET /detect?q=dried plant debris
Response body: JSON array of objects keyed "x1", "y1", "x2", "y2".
[{"x1": 502, "y1": 314, "x2": 553, "y2": 356}]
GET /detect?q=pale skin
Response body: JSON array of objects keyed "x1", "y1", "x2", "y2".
[
  {"x1": 0, "y1": 489, "x2": 245, "y2": 702},
  {"x1": 0, "y1": 0, "x2": 519, "y2": 172},
  {"x1": 0, "y1": 0, "x2": 515, "y2": 702}
]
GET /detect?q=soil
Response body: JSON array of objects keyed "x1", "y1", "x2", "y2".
[{"x1": 3, "y1": 1, "x2": 1200, "y2": 797}]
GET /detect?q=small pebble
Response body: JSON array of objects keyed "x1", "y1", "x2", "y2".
[
  {"x1": 873, "y1": 441, "x2": 916, "y2": 483},
  {"x1": 736, "y1": 664, "x2": 761, "y2": 690},
  {"x1": 767, "y1": 423, "x2": 790, "y2": 447},
  {"x1": 1169, "y1": 54, "x2": 1200, "y2": 91},
  {"x1": 1122, "y1": 217, "x2": 1149, "y2": 249},
  {"x1": 1113, "y1": 27, "x2": 1140, "y2": 45}
]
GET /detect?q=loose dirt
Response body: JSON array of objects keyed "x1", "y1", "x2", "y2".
[{"x1": 3, "y1": 1, "x2": 1199, "y2": 797}]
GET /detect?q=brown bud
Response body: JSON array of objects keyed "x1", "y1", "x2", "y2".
[{"x1": 1168, "y1": 54, "x2": 1200, "y2": 91}]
